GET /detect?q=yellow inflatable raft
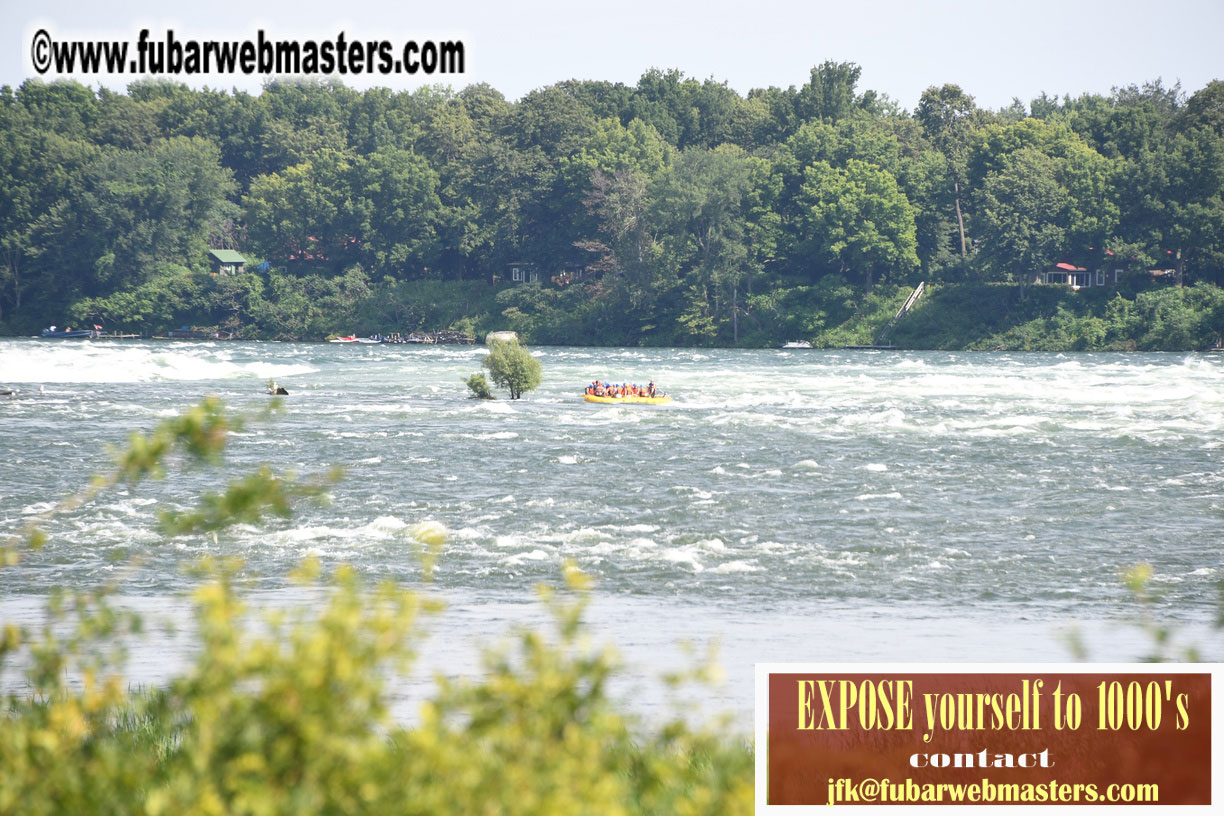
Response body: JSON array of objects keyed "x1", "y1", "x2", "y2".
[{"x1": 583, "y1": 394, "x2": 672, "y2": 405}]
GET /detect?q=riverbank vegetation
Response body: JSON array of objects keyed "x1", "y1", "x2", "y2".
[
  {"x1": 2, "y1": 67, "x2": 1222, "y2": 347},
  {"x1": 894, "y1": 280, "x2": 1224, "y2": 351}
]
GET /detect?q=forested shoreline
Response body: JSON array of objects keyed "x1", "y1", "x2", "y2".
[{"x1": 2, "y1": 65, "x2": 1222, "y2": 348}]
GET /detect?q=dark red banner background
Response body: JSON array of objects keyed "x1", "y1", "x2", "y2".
[{"x1": 768, "y1": 672, "x2": 1211, "y2": 805}]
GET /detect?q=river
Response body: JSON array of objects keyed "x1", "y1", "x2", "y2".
[{"x1": 2, "y1": 340, "x2": 1221, "y2": 720}]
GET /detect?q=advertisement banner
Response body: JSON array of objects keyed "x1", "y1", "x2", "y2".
[{"x1": 757, "y1": 664, "x2": 1218, "y2": 810}]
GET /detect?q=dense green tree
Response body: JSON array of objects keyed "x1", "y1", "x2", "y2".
[
  {"x1": 559, "y1": 117, "x2": 669, "y2": 292},
  {"x1": 1161, "y1": 127, "x2": 1224, "y2": 283},
  {"x1": 512, "y1": 85, "x2": 600, "y2": 157},
  {"x1": 160, "y1": 85, "x2": 266, "y2": 189},
  {"x1": 12, "y1": 79, "x2": 99, "y2": 139},
  {"x1": 243, "y1": 149, "x2": 357, "y2": 270},
  {"x1": 795, "y1": 159, "x2": 918, "y2": 291},
  {"x1": 968, "y1": 118, "x2": 1120, "y2": 273},
  {"x1": 93, "y1": 86, "x2": 165, "y2": 149},
  {"x1": 651, "y1": 145, "x2": 778, "y2": 341},
  {"x1": 482, "y1": 339, "x2": 543, "y2": 399},
  {"x1": 465, "y1": 372, "x2": 495, "y2": 399},
  {"x1": 418, "y1": 91, "x2": 537, "y2": 280},
  {"x1": 1178, "y1": 80, "x2": 1224, "y2": 135},
  {"x1": 722, "y1": 93, "x2": 776, "y2": 151},
  {"x1": 457, "y1": 83, "x2": 513, "y2": 135},
  {"x1": 745, "y1": 85, "x2": 799, "y2": 143},
  {"x1": 550, "y1": 79, "x2": 632, "y2": 123},
  {"x1": 685, "y1": 78, "x2": 743, "y2": 148},
  {"x1": 898, "y1": 147, "x2": 964, "y2": 278},
  {"x1": 1, "y1": 91, "x2": 108, "y2": 318},
  {"x1": 1046, "y1": 82, "x2": 1181, "y2": 166},
  {"x1": 582, "y1": 167, "x2": 656, "y2": 303},
  {"x1": 628, "y1": 68, "x2": 699, "y2": 147},
  {"x1": 342, "y1": 86, "x2": 425, "y2": 156},
  {"x1": 794, "y1": 61, "x2": 868, "y2": 124},
  {"x1": 916, "y1": 84, "x2": 979, "y2": 257},
  {"x1": 27, "y1": 136, "x2": 236, "y2": 302},
  {"x1": 350, "y1": 147, "x2": 441, "y2": 273},
  {"x1": 973, "y1": 147, "x2": 1071, "y2": 290}
]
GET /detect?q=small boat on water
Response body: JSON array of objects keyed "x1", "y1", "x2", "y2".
[
  {"x1": 780, "y1": 340, "x2": 812, "y2": 349},
  {"x1": 584, "y1": 394, "x2": 671, "y2": 405},
  {"x1": 328, "y1": 335, "x2": 382, "y2": 344},
  {"x1": 40, "y1": 326, "x2": 97, "y2": 339}
]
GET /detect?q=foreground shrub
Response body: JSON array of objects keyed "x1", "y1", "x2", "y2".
[
  {"x1": 0, "y1": 400, "x2": 752, "y2": 815},
  {"x1": 1, "y1": 563, "x2": 752, "y2": 815}
]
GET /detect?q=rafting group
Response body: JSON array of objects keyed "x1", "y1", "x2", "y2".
[{"x1": 583, "y1": 379, "x2": 672, "y2": 405}]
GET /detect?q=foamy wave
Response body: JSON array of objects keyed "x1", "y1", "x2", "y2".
[
  {"x1": 463, "y1": 431, "x2": 519, "y2": 441},
  {"x1": 708, "y1": 560, "x2": 760, "y2": 574},
  {"x1": 612, "y1": 523, "x2": 658, "y2": 534},
  {"x1": 662, "y1": 548, "x2": 703, "y2": 570},
  {"x1": 504, "y1": 549, "x2": 551, "y2": 565},
  {"x1": 0, "y1": 343, "x2": 317, "y2": 384},
  {"x1": 548, "y1": 526, "x2": 608, "y2": 544},
  {"x1": 671, "y1": 486, "x2": 713, "y2": 499},
  {"x1": 265, "y1": 515, "x2": 410, "y2": 546},
  {"x1": 693, "y1": 538, "x2": 728, "y2": 552},
  {"x1": 476, "y1": 401, "x2": 515, "y2": 414}
]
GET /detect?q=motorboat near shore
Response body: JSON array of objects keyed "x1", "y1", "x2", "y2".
[
  {"x1": 39, "y1": 326, "x2": 98, "y2": 339},
  {"x1": 38, "y1": 325, "x2": 141, "y2": 339},
  {"x1": 328, "y1": 335, "x2": 383, "y2": 344},
  {"x1": 779, "y1": 340, "x2": 812, "y2": 349},
  {"x1": 325, "y1": 331, "x2": 479, "y2": 344}
]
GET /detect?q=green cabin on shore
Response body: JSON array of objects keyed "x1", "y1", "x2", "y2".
[{"x1": 209, "y1": 249, "x2": 246, "y2": 276}]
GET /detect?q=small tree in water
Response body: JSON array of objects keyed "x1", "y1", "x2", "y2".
[
  {"x1": 464, "y1": 373, "x2": 495, "y2": 399},
  {"x1": 482, "y1": 339, "x2": 542, "y2": 400}
]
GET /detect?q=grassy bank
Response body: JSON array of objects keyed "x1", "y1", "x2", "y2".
[
  {"x1": 4, "y1": 269, "x2": 1222, "y2": 351},
  {"x1": 892, "y1": 281, "x2": 1224, "y2": 351}
]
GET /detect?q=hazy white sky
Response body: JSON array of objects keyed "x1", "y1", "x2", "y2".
[{"x1": 5, "y1": 0, "x2": 1222, "y2": 111}]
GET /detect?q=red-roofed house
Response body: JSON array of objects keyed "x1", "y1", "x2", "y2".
[{"x1": 1042, "y1": 262, "x2": 1122, "y2": 289}]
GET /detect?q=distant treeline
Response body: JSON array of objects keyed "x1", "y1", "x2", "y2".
[{"x1": 1, "y1": 65, "x2": 1222, "y2": 346}]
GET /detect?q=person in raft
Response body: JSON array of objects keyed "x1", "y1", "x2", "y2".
[{"x1": 585, "y1": 379, "x2": 662, "y2": 397}]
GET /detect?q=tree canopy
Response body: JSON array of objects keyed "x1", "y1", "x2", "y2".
[
  {"x1": 482, "y1": 339, "x2": 543, "y2": 400},
  {"x1": 2, "y1": 67, "x2": 1222, "y2": 344}
]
